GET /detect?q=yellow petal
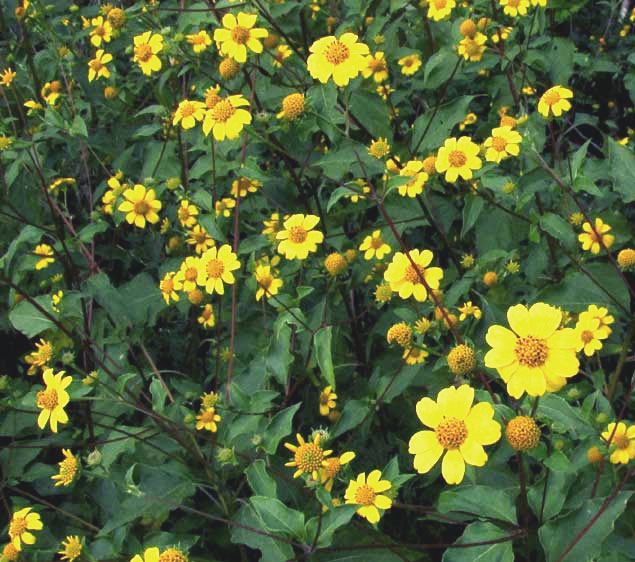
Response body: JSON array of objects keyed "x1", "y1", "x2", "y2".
[
  {"x1": 374, "y1": 494, "x2": 392, "y2": 509},
  {"x1": 437, "y1": 385, "x2": 473, "y2": 420},
  {"x1": 416, "y1": 397, "x2": 442, "y2": 428},
  {"x1": 507, "y1": 304, "x2": 530, "y2": 336},
  {"x1": 528, "y1": 303, "x2": 561, "y2": 339},
  {"x1": 459, "y1": 437, "x2": 487, "y2": 467},
  {"x1": 441, "y1": 449, "x2": 465, "y2": 485}
]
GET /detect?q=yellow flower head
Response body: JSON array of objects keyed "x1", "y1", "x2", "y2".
[
  {"x1": 34, "y1": 244, "x2": 55, "y2": 270},
  {"x1": 409, "y1": 384, "x2": 501, "y2": 484},
  {"x1": 617, "y1": 248, "x2": 635, "y2": 270},
  {"x1": 506, "y1": 416, "x2": 541, "y2": 451},
  {"x1": 307, "y1": 33, "x2": 370, "y2": 87},
  {"x1": 374, "y1": 282, "x2": 393, "y2": 304},
  {"x1": 8, "y1": 507, "x2": 43, "y2": 551},
  {"x1": 158, "y1": 548, "x2": 188, "y2": 562},
  {"x1": 186, "y1": 30, "x2": 212, "y2": 53},
  {"x1": 574, "y1": 315, "x2": 608, "y2": 356},
  {"x1": 107, "y1": 7, "x2": 126, "y2": 28},
  {"x1": 36, "y1": 368, "x2": 72, "y2": 433},
  {"x1": 398, "y1": 53, "x2": 422, "y2": 75},
  {"x1": 459, "y1": 19, "x2": 477, "y2": 38},
  {"x1": 284, "y1": 433, "x2": 332, "y2": 479},
  {"x1": 25, "y1": 338, "x2": 53, "y2": 375},
  {"x1": 231, "y1": 176, "x2": 262, "y2": 198},
  {"x1": 133, "y1": 31, "x2": 163, "y2": 76},
  {"x1": 214, "y1": 12, "x2": 268, "y2": 63},
  {"x1": 538, "y1": 85, "x2": 573, "y2": 118},
  {"x1": 398, "y1": 160, "x2": 428, "y2": 197},
  {"x1": 458, "y1": 301, "x2": 481, "y2": 321},
  {"x1": 435, "y1": 136, "x2": 482, "y2": 182},
  {"x1": 1, "y1": 542, "x2": 19, "y2": 561},
  {"x1": 173, "y1": 100, "x2": 206, "y2": 130},
  {"x1": 277, "y1": 92, "x2": 305, "y2": 120},
  {"x1": 276, "y1": 214, "x2": 324, "y2": 260},
  {"x1": 202, "y1": 94, "x2": 251, "y2": 141},
  {"x1": 219, "y1": 57, "x2": 241, "y2": 79},
  {"x1": 368, "y1": 138, "x2": 390, "y2": 159},
  {"x1": 484, "y1": 303, "x2": 580, "y2": 398},
  {"x1": 215, "y1": 197, "x2": 236, "y2": 217},
  {"x1": 427, "y1": 0, "x2": 456, "y2": 20},
  {"x1": 362, "y1": 51, "x2": 389, "y2": 82},
  {"x1": 254, "y1": 264, "x2": 283, "y2": 301},
  {"x1": 51, "y1": 449, "x2": 79, "y2": 487},
  {"x1": 196, "y1": 407, "x2": 221, "y2": 432},
  {"x1": 447, "y1": 344, "x2": 476, "y2": 375},
  {"x1": 359, "y1": 230, "x2": 391, "y2": 260},
  {"x1": 1, "y1": 67, "x2": 17, "y2": 87},
  {"x1": 483, "y1": 126, "x2": 522, "y2": 163},
  {"x1": 403, "y1": 346, "x2": 429, "y2": 364},
  {"x1": 384, "y1": 249, "x2": 443, "y2": 302},
  {"x1": 344, "y1": 470, "x2": 392, "y2": 523},
  {"x1": 500, "y1": 0, "x2": 530, "y2": 17},
  {"x1": 319, "y1": 386, "x2": 337, "y2": 416},
  {"x1": 579, "y1": 304, "x2": 614, "y2": 339},
  {"x1": 90, "y1": 16, "x2": 112, "y2": 47},
  {"x1": 159, "y1": 271, "x2": 182, "y2": 305},
  {"x1": 197, "y1": 244, "x2": 240, "y2": 295},
  {"x1": 118, "y1": 184, "x2": 162, "y2": 228},
  {"x1": 578, "y1": 218, "x2": 614, "y2": 254},
  {"x1": 87, "y1": 49, "x2": 113, "y2": 82},
  {"x1": 59, "y1": 535, "x2": 82, "y2": 561},
  {"x1": 177, "y1": 200, "x2": 199, "y2": 228},
  {"x1": 387, "y1": 322, "x2": 413, "y2": 348},
  {"x1": 602, "y1": 422, "x2": 635, "y2": 464},
  {"x1": 324, "y1": 252, "x2": 348, "y2": 276},
  {"x1": 272, "y1": 44, "x2": 293, "y2": 67},
  {"x1": 197, "y1": 303, "x2": 215, "y2": 328},
  {"x1": 320, "y1": 451, "x2": 355, "y2": 491},
  {"x1": 187, "y1": 225, "x2": 215, "y2": 254}
]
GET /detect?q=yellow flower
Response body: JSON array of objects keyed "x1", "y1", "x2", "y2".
[
  {"x1": 1, "y1": 542, "x2": 19, "y2": 561},
  {"x1": 254, "y1": 264, "x2": 283, "y2": 301},
  {"x1": 36, "y1": 368, "x2": 72, "y2": 433},
  {"x1": 219, "y1": 57, "x2": 241, "y2": 79},
  {"x1": 173, "y1": 100, "x2": 206, "y2": 130},
  {"x1": 574, "y1": 315, "x2": 608, "y2": 356},
  {"x1": 492, "y1": 26, "x2": 513, "y2": 43},
  {"x1": 197, "y1": 304, "x2": 215, "y2": 328},
  {"x1": 0, "y1": 135, "x2": 13, "y2": 151},
  {"x1": 427, "y1": 0, "x2": 456, "y2": 20},
  {"x1": 8, "y1": 507, "x2": 43, "y2": 551},
  {"x1": 461, "y1": 253, "x2": 475, "y2": 268},
  {"x1": 159, "y1": 271, "x2": 182, "y2": 304},
  {"x1": 51, "y1": 290, "x2": 63, "y2": 312},
  {"x1": 374, "y1": 282, "x2": 392, "y2": 304},
  {"x1": 307, "y1": 33, "x2": 370, "y2": 87},
  {"x1": 579, "y1": 304, "x2": 614, "y2": 338},
  {"x1": 459, "y1": 19, "x2": 477, "y2": 38},
  {"x1": 197, "y1": 244, "x2": 240, "y2": 295},
  {"x1": 359, "y1": 230, "x2": 391, "y2": 260},
  {"x1": 617, "y1": 248, "x2": 635, "y2": 270},
  {"x1": 131, "y1": 547, "x2": 160, "y2": 562},
  {"x1": 368, "y1": 138, "x2": 390, "y2": 159},
  {"x1": 107, "y1": 7, "x2": 126, "y2": 28},
  {"x1": 458, "y1": 301, "x2": 481, "y2": 320},
  {"x1": 215, "y1": 197, "x2": 236, "y2": 217},
  {"x1": 319, "y1": 386, "x2": 337, "y2": 416},
  {"x1": 447, "y1": 344, "x2": 476, "y2": 375},
  {"x1": 384, "y1": 249, "x2": 443, "y2": 301},
  {"x1": 176, "y1": 257, "x2": 201, "y2": 292},
  {"x1": 48, "y1": 177, "x2": 76, "y2": 194},
  {"x1": 320, "y1": 451, "x2": 355, "y2": 491},
  {"x1": 59, "y1": 535, "x2": 82, "y2": 561},
  {"x1": 214, "y1": 12, "x2": 268, "y2": 63},
  {"x1": 263, "y1": 213, "x2": 282, "y2": 238},
  {"x1": 403, "y1": 346, "x2": 429, "y2": 364},
  {"x1": 500, "y1": 0, "x2": 530, "y2": 16},
  {"x1": 177, "y1": 200, "x2": 199, "y2": 227},
  {"x1": 484, "y1": 303, "x2": 579, "y2": 398},
  {"x1": 409, "y1": 384, "x2": 501, "y2": 484},
  {"x1": 196, "y1": 407, "x2": 221, "y2": 432},
  {"x1": 202, "y1": 94, "x2": 251, "y2": 141},
  {"x1": 483, "y1": 270, "x2": 498, "y2": 286},
  {"x1": 186, "y1": 30, "x2": 212, "y2": 53},
  {"x1": 41, "y1": 80, "x2": 63, "y2": 106},
  {"x1": 187, "y1": 225, "x2": 215, "y2": 254},
  {"x1": 398, "y1": 53, "x2": 422, "y2": 75},
  {"x1": 34, "y1": 244, "x2": 55, "y2": 270},
  {"x1": 387, "y1": 322, "x2": 413, "y2": 348},
  {"x1": 118, "y1": 184, "x2": 162, "y2": 228},
  {"x1": 435, "y1": 136, "x2": 482, "y2": 182},
  {"x1": 538, "y1": 85, "x2": 573, "y2": 118},
  {"x1": 51, "y1": 449, "x2": 79, "y2": 487},
  {"x1": 276, "y1": 214, "x2": 324, "y2": 260},
  {"x1": 376, "y1": 83, "x2": 394, "y2": 100},
  {"x1": 506, "y1": 416, "x2": 541, "y2": 451},
  {"x1": 483, "y1": 126, "x2": 522, "y2": 163},
  {"x1": 231, "y1": 176, "x2": 262, "y2": 198},
  {"x1": 0, "y1": 67, "x2": 17, "y2": 87},
  {"x1": 158, "y1": 548, "x2": 188, "y2": 562},
  {"x1": 414, "y1": 317, "x2": 431, "y2": 335},
  {"x1": 272, "y1": 44, "x2": 293, "y2": 67},
  {"x1": 87, "y1": 49, "x2": 112, "y2": 82},
  {"x1": 578, "y1": 218, "x2": 614, "y2": 254},
  {"x1": 505, "y1": 260, "x2": 520, "y2": 274},
  {"x1": 201, "y1": 391, "x2": 220, "y2": 410},
  {"x1": 133, "y1": 31, "x2": 163, "y2": 76},
  {"x1": 284, "y1": 433, "x2": 332, "y2": 479},
  {"x1": 362, "y1": 51, "x2": 389, "y2": 82},
  {"x1": 398, "y1": 159, "x2": 428, "y2": 197},
  {"x1": 602, "y1": 422, "x2": 635, "y2": 464},
  {"x1": 344, "y1": 470, "x2": 392, "y2": 523},
  {"x1": 277, "y1": 92, "x2": 305, "y2": 120},
  {"x1": 25, "y1": 338, "x2": 53, "y2": 375},
  {"x1": 90, "y1": 16, "x2": 112, "y2": 47}
]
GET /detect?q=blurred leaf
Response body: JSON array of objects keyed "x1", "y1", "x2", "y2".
[
  {"x1": 410, "y1": 96, "x2": 474, "y2": 153},
  {"x1": 424, "y1": 48, "x2": 461, "y2": 90},
  {"x1": 314, "y1": 327, "x2": 336, "y2": 389},
  {"x1": 9, "y1": 296, "x2": 56, "y2": 338},
  {"x1": 350, "y1": 90, "x2": 392, "y2": 140},
  {"x1": 607, "y1": 138, "x2": 635, "y2": 203}
]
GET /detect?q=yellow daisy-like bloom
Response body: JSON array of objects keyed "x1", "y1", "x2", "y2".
[
  {"x1": 173, "y1": 100, "x2": 206, "y2": 130},
  {"x1": 344, "y1": 470, "x2": 392, "y2": 524},
  {"x1": 376, "y1": 83, "x2": 394, "y2": 101},
  {"x1": 0, "y1": 135, "x2": 13, "y2": 151},
  {"x1": 409, "y1": 384, "x2": 501, "y2": 484},
  {"x1": 500, "y1": 0, "x2": 530, "y2": 17},
  {"x1": 414, "y1": 317, "x2": 431, "y2": 335},
  {"x1": 484, "y1": 303, "x2": 579, "y2": 398},
  {"x1": 25, "y1": 338, "x2": 53, "y2": 375},
  {"x1": 435, "y1": 136, "x2": 482, "y2": 182},
  {"x1": 384, "y1": 249, "x2": 443, "y2": 302},
  {"x1": 41, "y1": 80, "x2": 63, "y2": 106},
  {"x1": 187, "y1": 225, "x2": 215, "y2": 254},
  {"x1": 90, "y1": 16, "x2": 112, "y2": 47},
  {"x1": 359, "y1": 230, "x2": 391, "y2": 260},
  {"x1": 492, "y1": 26, "x2": 513, "y2": 44},
  {"x1": 177, "y1": 200, "x2": 199, "y2": 228},
  {"x1": 307, "y1": 33, "x2": 370, "y2": 87},
  {"x1": 602, "y1": 422, "x2": 635, "y2": 464},
  {"x1": 158, "y1": 548, "x2": 188, "y2": 562},
  {"x1": 215, "y1": 197, "x2": 236, "y2": 217},
  {"x1": 59, "y1": 535, "x2": 82, "y2": 561},
  {"x1": 131, "y1": 547, "x2": 160, "y2": 562},
  {"x1": 186, "y1": 30, "x2": 212, "y2": 53},
  {"x1": 197, "y1": 244, "x2": 240, "y2": 296},
  {"x1": 323, "y1": 252, "x2": 348, "y2": 274},
  {"x1": 277, "y1": 92, "x2": 305, "y2": 120},
  {"x1": 459, "y1": 19, "x2": 477, "y2": 38},
  {"x1": 284, "y1": 433, "x2": 332, "y2": 479},
  {"x1": 254, "y1": 264, "x2": 283, "y2": 301},
  {"x1": 427, "y1": 0, "x2": 456, "y2": 21},
  {"x1": 87, "y1": 49, "x2": 112, "y2": 82},
  {"x1": 398, "y1": 159, "x2": 428, "y2": 197},
  {"x1": 537, "y1": 85, "x2": 573, "y2": 118},
  {"x1": 578, "y1": 218, "x2": 614, "y2": 254},
  {"x1": 387, "y1": 322, "x2": 413, "y2": 348},
  {"x1": 107, "y1": 7, "x2": 126, "y2": 28},
  {"x1": 202, "y1": 94, "x2": 251, "y2": 141},
  {"x1": 118, "y1": 184, "x2": 162, "y2": 228},
  {"x1": 36, "y1": 368, "x2": 72, "y2": 433},
  {"x1": 196, "y1": 407, "x2": 221, "y2": 432},
  {"x1": 263, "y1": 213, "x2": 282, "y2": 239},
  {"x1": 187, "y1": 288, "x2": 203, "y2": 305},
  {"x1": 204, "y1": 85, "x2": 222, "y2": 110},
  {"x1": 214, "y1": 12, "x2": 268, "y2": 63},
  {"x1": 368, "y1": 138, "x2": 390, "y2": 159},
  {"x1": 617, "y1": 248, "x2": 635, "y2": 270},
  {"x1": 272, "y1": 44, "x2": 293, "y2": 68},
  {"x1": 579, "y1": 304, "x2": 614, "y2": 338},
  {"x1": 219, "y1": 57, "x2": 241, "y2": 79},
  {"x1": 2, "y1": 542, "x2": 19, "y2": 561},
  {"x1": 201, "y1": 391, "x2": 220, "y2": 410},
  {"x1": 51, "y1": 449, "x2": 79, "y2": 487},
  {"x1": 362, "y1": 51, "x2": 389, "y2": 82},
  {"x1": 320, "y1": 451, "x2": 355, "y2": 491},
  {"x1": 574, "y1": 315, "x2": 608, "y2": 356},
  {"x1": 447, "y1": 345, "x2": 476, "y2": 375},
  {"x1": 197, "y1": 304, "x2": 215, "y2": 328},
  {"x1": 8, "y1": 507, "x2": 43, "y2": 551},
  {"x1": 483, "y1": 126, "x2": 522, "y2": 163},
  {"x1": 483, "y1": 270, "x2": 498, "y2": 286},
  {"x1": 374, "y1": 282, "x2": 393, "y2": 304},
  {"x1": 506, "y1": 416, "x2": 541, "y2": 451},
  {"x1": 159, "y1": 271, "x2": 182, "y2": 304},
  {"x1": 231, "y1": 176, "x2": 262, "y2": 198},
  {"x1": 101, "y1": 176, "x2": 125, "y2": 214},
  {"x1": 0, "y1": 67, "x2": 16, "y2": 87},
  {"x1": 34, "y1": 244, "x2": 55, "y2": 270},
  {"x1": 398, "y1": 53, "x2": 422, "y2": 76},
  {"x1": 458, "y1": 301, "x2": 481, "y2": 321},
  {"x1": 133, "y1": 31, "x2": 163, "y2": 76},
  {"x1": 403, "y1": 346, "x2": 429, "y2": 365},
  {"x1": 276, "y1": 214, "x2": 324, "y2": 260},
  {"x1": 319, "y1": 386, "x2": 337, "y2": 416}
]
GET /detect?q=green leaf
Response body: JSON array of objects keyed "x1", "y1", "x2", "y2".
[
  {"x1": 539, "y1": 492, "x2": 633, "y2": 562},
  {"x1": 198, "y1": 214, "x2": 227, "y2": 243},
  {"x1": 331, "y1": 399, "x2": 370, "y2": 439},
  {"x1": 314, "y1": 326, "x2": 336, "y2": 389},
  {"x1": 78, "y1": 221, "x2": 109, "y2": 243},
  {"x1": 349, "y1": 90, "x2": 392, "y2": 140},
  {"x1": 9, "y1": 296, "x2": 56, "y2": 338},
  {"x1": 438, "y1": 485, "x2": 518, "y2": 525},
  {"x1": 231, "y1": 504, "x2": 295, "y2": 562},
  {"x1": 569, "y1": 139, "x2": 590, "y2": 181},
  {"x1": 410, "y1": 96, "x2": 474, "y2": 153},
  {"x1": 607, "y1": 138, "x2": 635, "y2": 203},
  {"x1": 535, "y1": 394, "x2": 595, "y2": 439},
  {"x1": 543, "y1": 450, "x2": 575, "y2": 473},
  {"x1": 528, "y1": 470, "x2": 574, "y2": 521},
  {"x1": 461, "y1": 195, "x2": 485, "y2": 238},
  {"x1": 548, "y1": 38, "x2": 576, "y2": 84},
  {"x1": 69, "y1": 114, "x2": 88, "y2": 137},
  {"x1": 442, "y1": 522, "x2": 515, "y2": 562},
  {"x1": 539, "y1": 212, "x2": 575, "y2": 249},
  {"x1": 250, "y1": 496, "x2": 305, "y2": 538},
  {"x1": 305, "y1": 505, "x2": 359, "y2": 549},
  {"x1": 326, "y1": 186, "x2": 357, "y2": 212},
  {"x1": 0, "y1": 225, "x2": 44, "y2": 271},
  {"x1": 261, "y1": 403, "x2": 301, "y2": 454},
  {"x1": 424, "y1": 48, "x2": 461, "y2": 90},
  {"x1": 265, "y1": 318, "x2": 294, "y2": 386},
  {"x1": 246, "y1": 460, "x2": 278, "y2": 498},
  {"x1": 149, "y1": 378, "x2": 168, "y2": 414}
]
